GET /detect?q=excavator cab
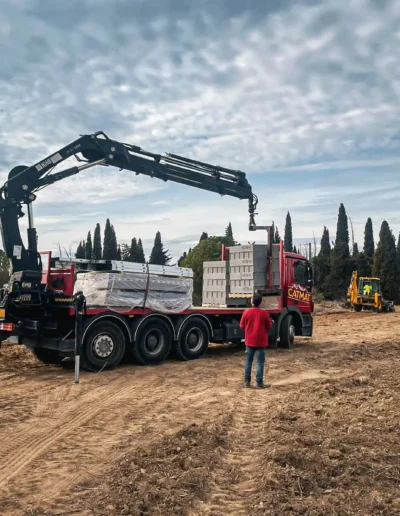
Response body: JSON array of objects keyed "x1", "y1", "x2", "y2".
[{"x1": 358, "y1": 278, "x2": 381, "y2": 297}]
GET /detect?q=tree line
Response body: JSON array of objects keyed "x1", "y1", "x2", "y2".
[
  {"x1": 0, "y1": 208, "x2": 398, "y2": 305},
  {"x1": 75, "y1": 219, "x2": 172, "y2": 266},
  {"x1": 311, "y1": 204, "x2": 400, "y2": 303},
  {"x1": 177, "y1": 209, "x2": 400, "y2": 304},
  {"x1": 277, "y1": 206, "x2": 400, "y2": 302}
]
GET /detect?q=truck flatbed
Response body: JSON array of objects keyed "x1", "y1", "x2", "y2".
[{"x1": 76, "y1": 305, "x2": 281, "y2": 316}]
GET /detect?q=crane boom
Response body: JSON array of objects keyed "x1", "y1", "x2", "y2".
[{"x1": 0, "y1": 131, "x2": 258, "y2": 273}]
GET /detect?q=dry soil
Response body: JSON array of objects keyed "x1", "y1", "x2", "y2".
[{"x1": 0, "y1": 310, "x2": 399, "y2": 516}]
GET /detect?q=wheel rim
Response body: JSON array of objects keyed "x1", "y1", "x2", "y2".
[
  {"x1": 92, "y1": 333, "x2": 115, "y2": 359},
  {"x1": 186, "y1": 327, "x2": 203, "y2": 352},
  {"x1": 143, "y1": 329, "x2": 164, "y2": 355}
]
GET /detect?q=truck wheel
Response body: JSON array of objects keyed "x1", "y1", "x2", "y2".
[
  {"x1": 81, "y1": 321, "x2": 126, "y2": 372},
  {"x1": 354, "y1": 304, "x2": 362, "y2": 312},
  {"x1": 279, "y1": 315, "x2": 295, "y2": 349},
  {"x1": 32, "y1": 347, "x2": 64, "y2": 365},
  {"x1": 134, "y1": 318, "x2": 172, "y2": 365},
  {"x1": 176, "y1": 317, "x2": 209, "y2": 360}
]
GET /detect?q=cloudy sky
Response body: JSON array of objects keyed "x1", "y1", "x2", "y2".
[{"x1": 1, "y1": 0, "x2": 400, "y2": 261}]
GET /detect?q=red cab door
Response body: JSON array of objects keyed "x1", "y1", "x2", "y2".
[{"x1": 286, "y1": 258, "x2": 313, "y2": 312}]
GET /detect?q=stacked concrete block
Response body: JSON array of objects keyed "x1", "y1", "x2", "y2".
[
  {"x1": 202, "y1": 261, "x2": 229, "y2": 306},
  {"x1": 228, "y1": 244, "x2": 268, "y2": 294},
  {"x1": 271, "y1": 245, "x2": 281, "y2": 287}
]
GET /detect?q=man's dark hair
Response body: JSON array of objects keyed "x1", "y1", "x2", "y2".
[{"x1": 252, "y1": 293, "x2": 262, "y2": 307}]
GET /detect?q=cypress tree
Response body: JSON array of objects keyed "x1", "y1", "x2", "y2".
[
  {"x1": 372, "y1": 221, "x2": 397, "y2": 300},
  {"x1": 75, "y1": 240, "x2": 85, "y2": 259},
  {"x1": 352, "y1": 242, "x2": 359, "y2": 257},
  {"x1": 326, "y1": 204, "x2": 350, "y2": 299},
  {"x1": 364, "y1": 218, "x2": 374, "y2": 258},
  {"x1": 116, "y1": 245, "x2": 122, "y2": 261},
  {"x1": 225, "y1": 223, "x2": 234, "y2": 245},
  {"x1": 103, "y1": 219, "x2": 112, "y2": 259},
  {"x1": 362, "y1": 218, "x2": 374, "y2": 276},
  {"x1": 85, "y1": 231, "x2": 93, "y2": 260},
  {"x1": 137, "y1": 238, "x2": 146, "y2": 263},
  {"x1": 129, "y1": 238, "x2": 138, "y2": 262},
  {"x1": 199, "y1": 232, "x2": 209, "y2": 242},
  {"x1": 293, "y1": 245, "x2": 298, "y2": 254},
  {"x1": 149, "y1": 231, "x2": 171, "y2": 265},
  {"x1": 274, "y1": 226, "x2": 281, "y2": 243},
  {"x1": 335, "y1": 203, "x2": 350, "y2": 255},
  {"x1": 103, "y1": 219, "x2": 118, "y2": 260},
  {"x1": 320, "y1": 227, "x2": 331, "y2": 257},
  {"x1": 284, "y1": 212, "x2": 293, "y2": 252},
  {"x1": 316, "y1": 226, "x2": 331, "y2": 291},
  {"x1": 93, "y1": 223, "x2": 102, "y2": 260},
  {"x1": 109, "y1": 224, "x2": 118, "y2": 260}
]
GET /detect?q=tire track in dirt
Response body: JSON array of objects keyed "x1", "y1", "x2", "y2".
[
  {"x1": 193, "y1": 367, "x2": 344, "y2": 516},
  {"x1": 193, "y1": 386, "x2": 270, "y2": 516},
  {"x1": 28, "y1": 374, "x2": 222, "y2": 514},
  {"x1": 0, "y1": 375, "x2": 151, "y2": 486},
  {"x1": 0, "y1": 366, "x2": 222, "y2": 514}
]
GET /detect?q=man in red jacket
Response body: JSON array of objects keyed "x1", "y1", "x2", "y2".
[{"x1": 240, "y1": 293, "x2": 273, "y2": 389}]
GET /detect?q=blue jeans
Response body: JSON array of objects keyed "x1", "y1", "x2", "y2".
[{"x1": 244, "y1": 346, "x2": 266, "y2": 384}]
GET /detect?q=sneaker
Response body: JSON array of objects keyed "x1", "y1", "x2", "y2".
[
  {"x1": 256, "y1": 382, "x2": 271, "y2": 389},
  {"x1": 244, "y1": 380, "x2": 251, "y2": 388}
]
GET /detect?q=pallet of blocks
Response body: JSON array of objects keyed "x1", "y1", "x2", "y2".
[
  {"x1": 228, "y1": 244, "x2": 268, "y2": 294},
  {"x1": 202, "y1": 261, "x2": 229, "y2": 307},
  {"x1": 74, "y1": 270, "x2": 193, "y2": 313}
]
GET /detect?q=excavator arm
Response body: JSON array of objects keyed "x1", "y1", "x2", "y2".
[{"x1": 0, "y1": 131, "x2": 258, "y2": 273}]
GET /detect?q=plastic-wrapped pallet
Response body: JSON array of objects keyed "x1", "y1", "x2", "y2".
[
  {"x1": 202, "y1": 261, "x2": 229, "y2": 306},
  {"x1": 74, "y1": 271, "x2": 193, "y2": 313},
  {"x1": 228, "y1": 244, "x2": 268, "y2": 294}
]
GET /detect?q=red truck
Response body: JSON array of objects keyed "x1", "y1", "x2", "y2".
[{"x1": 0, "y1": 131, "x2": 313, "y2": 371}]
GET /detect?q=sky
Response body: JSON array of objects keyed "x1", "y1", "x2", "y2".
[{"x1": 1, "y1": 0, "x2": 400, "y2": 262}]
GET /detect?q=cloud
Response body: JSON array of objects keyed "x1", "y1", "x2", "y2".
[
  {"x1": 276, "y1": 157, "x2": 400, "y2": 173},
  {"x1": 1, "y1": 0, "x2": 400, "y2": 261}
]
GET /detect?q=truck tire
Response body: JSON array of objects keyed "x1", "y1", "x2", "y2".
[
  {"x1": 81, "y1": 321, "x2": 126, "y2": 372},
  {"x1": 279, "y1": 314, "x2": 295, "y2": 349},
  {"x1": 32, "y1": 347, "x2": 64, "y2": 365},
  {"x1": 134, "y1": 318, "x2": 172, "y2": 365},
  {"x1": 354, "y1": 304, "x2": 362, "y2": 312},
  {"x1": 175, "y1": 317, "x2": 209, "y2": 360}
]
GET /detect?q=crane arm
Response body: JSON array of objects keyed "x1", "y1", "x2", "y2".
[{"x1": 0, "y1": 131, "x2": 258, "y2": 273}]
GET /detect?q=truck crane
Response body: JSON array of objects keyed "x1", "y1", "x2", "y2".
[
  {"x1": 0, "y1": 131, "x2": 258, "y2": 274},
  {"x1": 0, "y1": 131, "x2": 313, "y2": 371}
]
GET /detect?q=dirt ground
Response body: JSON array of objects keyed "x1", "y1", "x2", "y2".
[{"x1": 0, "y1": 311, "x2": 399, "y2": 516}]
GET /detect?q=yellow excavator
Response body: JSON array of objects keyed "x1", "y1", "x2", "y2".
[{"x1": 347, "y1": 271, "x2": 395, "y2": 313}]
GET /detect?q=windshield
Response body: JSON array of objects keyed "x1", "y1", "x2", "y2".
[{"x1": 358, "y1": 279, "x2": 381, "y2": 295}]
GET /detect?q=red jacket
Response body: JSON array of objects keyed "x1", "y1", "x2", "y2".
[{"x1": 240, "y1": 307, "x2": 273, "y2": 348}]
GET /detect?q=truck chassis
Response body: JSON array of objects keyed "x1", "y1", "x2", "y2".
[{"x1": 2, "y1": 303, "x2": 312, "y2": 371}]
